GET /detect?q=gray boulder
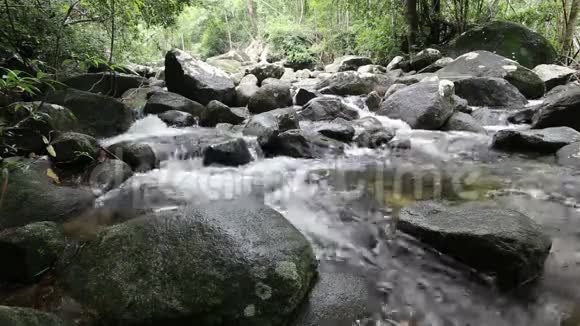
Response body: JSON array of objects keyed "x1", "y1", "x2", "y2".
[
  {"x1": 88, "y1": 159, "x2": 134, "y2": 194},
  {"x1": 442, "y1": 112, "x2": 486, "y2": 134},
  {"x1": 165, "y1": 48, "x2": 235, "y2": 105},
  {"x1": 453, "y1": 77, "x2": 527, "y2": 110},
  {"x1": 248, "y1": 83, "x2": 293, "y2": 114},
  {"x1": 532, "y1": 88, "x2": 580, "y2": 131},
  {"x1": 236, "y1": 83, "x2": 260, "y2": 107},
  {"x1": 533, "y1": 64, "x2": 576, "y2": 91},
  {"x1": 315, "y1": 72, "x2": 388, "y2": 96},
  {"x1": 357, "y1": 65, "x2": 386, "y2": 74},
  {"x1": 418, "y1": 57, "x2": 454, "y2": 73},
  {"x1": 492, "y1": 127, "x2": 580, "y2": 153},
  {"x1": 200, "y1": 100, "x2": 247, "y2": 127},
  {"x1": 556, "y1": 142, "x2": 580, "y2": 167},
  {"x1": 50, "y1": 132, "x2": 100, "y2": 167},
  {"x1": 298, "y1": 97, "x2": 359, "y2": 121},
  {"x1": 107, "y1": 142, "x2": 158, "y2": 172},
  {"x1": 121, "y1": 86, "x2": 163, "y2": 111},
  {"x1": 448, "y1": 21, "x2": 557, "y2": 69},
  {"x1": 409, "y1": 48, "x2": 442, "y2": 71},
  {"x1": 399, "y1": 201, "x2": 552, "y2": 288},
  {"x1": 438, "y1": 50, "x2": 545, "y2": 98},
  {"x1": 203, "y1": 138, "x2": 253, "y2": 167},
  {"x1": 378, "y1": 81, "x2": 456, "y2": 130},
  {"x1": 240, "y1": 74, "x2": 259, "y2": 86},
  {"x1": 158, "y1": 110, "x2": 196, "y2": 127},
  {"x1": 294, "y1": 88, "x2": 318, "y2": 106},
  {"x1": 383, "y1": 83, "x2": 407, "y2": 99},
  {"x1": 62, "y1": 73, "x2": 148, "y2": 98},
  {"x1": 249, "y1": 63, "x2": 285, "y2": 84},
  {"x1": 354, "y1": 128, "x2": 395, "y2": 149},
  {"x1": 0, "y1": 306, "x2": 71, "y2": 326},
  {"x1": 61, "y1": 200, "x2": 317, "y2": 326},
  {"x1": 143, "y1": 91, "x2": 205, "y2": 117},
  {"x1": 316, "y1": 119, "x2": 356, "y2": 143},
  {"x1": 44, "y1": 89, "x2": 133, "y2": 138},
  {"x1": 334, "y1": 56, "x2": 373, "y2": 72},
  {"x1": 0, "y1": 221, "x2": 67, "y2": 283},
  {"x1": 365, "y1": 91, "x2": 382, "y2": 112},
  {"x1": 262, "y1": 129, "x2": 344, "y2": 158},
  {"x1": 0, "y1": 158, "x2": 94, "y2": 229}
]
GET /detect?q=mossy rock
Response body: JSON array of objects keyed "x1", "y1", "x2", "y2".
[
  {"x1": 0, "y1": 222, "x2": 68, "y2": 283},
  {"x1": 0, "y1": 306, "x2": 71, "y2": 326},
  {"x1": 50, "y1": 132, "x2": 100, "y2": 167},
  {"x1": 448, "y1": 21, "x2": 557, "y2": 69},
  {"x1": 0, "y1": 157, "x2": 95, "y2": 230},
  {"x1": 61, "y1": 200, "x2": 317, "y2": 326}
]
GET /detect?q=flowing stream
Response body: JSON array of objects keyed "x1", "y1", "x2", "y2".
[{"x1": 98, "y1": 98, "x2": 580, "y2": 325}]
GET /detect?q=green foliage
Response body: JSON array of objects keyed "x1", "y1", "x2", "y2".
[
  {"x1": 266, "y1": 22, "x2": 317, "y2": 68},
  {"x1": 0, "y1": 68, "x2": 62, "y2": 98}
]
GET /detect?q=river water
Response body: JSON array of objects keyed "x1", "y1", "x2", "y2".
[{"x1": 98, "y1": 98, "x2": 580, "y2": 325}]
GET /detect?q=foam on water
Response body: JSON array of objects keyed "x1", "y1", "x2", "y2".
[{"x1": 101, "y1": 115, "x2": 194, "y2": 146}]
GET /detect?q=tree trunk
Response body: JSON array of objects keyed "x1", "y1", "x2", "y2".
[
  {"x1": 246, "y1": 0, "x2": 257, "y2": 35},
  {"x1": 562, "y1": 0, "x2": 579, "y2": 60},
  {"x1": 108, "y1": 0, "x2": 115, "y2": 64},
  {"x1": 430, "y1": 0, "x2": 441, "y2": 44},
  {"x1": 406, "y1": 0, "x2": 419, "y2": 49}
]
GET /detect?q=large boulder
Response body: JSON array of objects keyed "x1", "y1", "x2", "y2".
[
  {"x1": 243, "y1": 113, "x2": 281, "y2": 143},
  {"x1": 44, "y1": 89, "x2": 133, "y2": 138},
  {"x1": 121, "y1": 86, "x2": 163, "y2": 111},
  {"x1": 418, "y1": 57, "x2": 454, "y2": 73},
  {"x1": 248, "y1": 83, "x2": 293, "y2": 114},
  {"x1": 438, "y1": 50, "x2": 545, "y2": 99},
  {"x1": 294, "y1": 88, "x2": 318, "y2": 106},
  {"x1": 354, "y1": 128, "x2": 395, "y2": 149},
  {"x1": 442, "y1": 112, "x2": 486, "y2": 134},
  {"x1": 377, "y1": 81, "x2": 455, "y2": 130},
  {"x1": 165, "y1": 49, "x2": 235, "y2": 105},
  {"x1": 452, "y1": 77, "x2": 527, "y2": 110},
  {"x1": 61, "y1": 200, "x2": 317, "y2": 326},
  {"x1": 0, "y1": 102, "x2": 78, "y2": 156},
  {"x1": 61, "y1": 73, "x2": 148, "y2": 98},
  {"x1": 0, "y1": 306, "x2": 71, "y2": 326},
  {"x1": 50, "y1": 132, "x2": 100, "y2": 167},
  {"x1": 316, "y1": 118, "x2": 356, "y2": 143},
  {"x1": 200, "y1": 100, "x2": 247, "y2": 127},
  {"x1": 0, "y1": 158, "x2": 94, "y2": 230},
  {"x1": 262, "y1": 129, "x2": 344, "y2": 158},
  {"x1": 315, "y1": 72, "x2": 388, "y2": 96},
  {"x1": 203, "y1": 138, "x2": 253, "y2": 167},
  {"x1": 298, "y1": 97, "x2": 359, "y2": 121},
  {"x1": 249, "y1": 63, "x2": 285, "y2": 84},
  {"x1": 409, "y1": 48, "x2": 442, "y2": 71},
  {"x1": 448, "y1": 21, "x2": 557, "y2": 69},
  {"x1": 399, "y1": 201, "x2": 552, "y2": 287},
  {"x1": 0, "y1": 221, "x2": 67, "y2": 283},
  {"x1": 533, "y1": 64, "x2": 576, "y2": 91},
  {"x1": 532, "y1": 88, "x2": 580, "y2": 131},
  {"x1": 492, "y1": 127, "x2": 580, "y2": 153},
  {"x1": 143, "y1": 91, "x2": 205, "y2": 117}
]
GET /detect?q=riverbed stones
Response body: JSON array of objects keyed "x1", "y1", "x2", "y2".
[
  {"x1": 50, "y1": 132, "x2": 100, "y2": 167},
  {"x1": 236, "y1": 83, "x2": 260, "y2": 106},
  {"x1": 158, "y1": 110, "x2": 196, "y2": 127},
  {"x1": 61, "y1": 200, "x2": 317, "y2": 326},
  {"x1": 107, "y1": 142, "x2": 158, "y2": 172},
  {"x1": 165, "y1": 48, "x2": 235, "y2": 105},
  {"x1": 492, "y1": 127, "x2": 580, "y2": 153},
  {"x1": 316, "y1": 119, "x2": 356, "y2": 143},
  {"x1": 399, "y1": 201, "x2": 552, "y2": 288},
  {"x1": 556, "y1": 142, "x2": 580, "y2": 167},
  {"x1": 315, "y1": 72, "x2": 386, "y2": 96},
  {"x1": 378, "y1": 81, "x2": 455, "y2": 130},
  {"x1": 88, "y1": 159, "x2": 134, "y2": 194},
  {"x1": 262, "y1": 129, "x2": 344, "y2": 158},
  {"x1": 437, "y1": 50, "x2": 545, "y2": 99},
  {"x1": 294, "y1": 88, "x2": 318, "y2": 106}
]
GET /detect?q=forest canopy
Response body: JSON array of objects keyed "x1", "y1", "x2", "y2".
[{"x1": 0, "y1": 0, "x2": 578, "y2": 71}]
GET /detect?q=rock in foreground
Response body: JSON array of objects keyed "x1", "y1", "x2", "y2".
[
  {"x1": 532, "y1": 88, "x2": 580, "y2": 131},
  {"x1": 62, "y1": 200, "x2": 317, "y2": 326},
  {"x1": 0, "y1": 306, "x2": 71, "y2": 326},
  {"x1": 399, "y1": 201, "x2": 552, "y2": 288},
  {"x1": 492, "y1": 127, "x2": 580, "y2": 153}
]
